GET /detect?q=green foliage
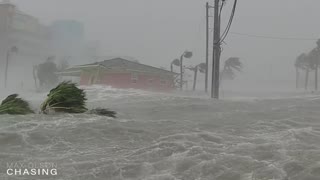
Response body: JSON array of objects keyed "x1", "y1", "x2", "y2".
[
  {"x1": 295, "y1": 53, "x2": 307, "y2": 69},
  {"x1": 37, "y1": 57, "x2": 59, "y2": 88},
  {"x1": 10, "y1": 46, "x2": 18, "y2": 53},
  {"x1": 307, "y1": 48, "x2": 320, "y2": 70},
  {"x1": 224, "y1": 57, "x2": 242, "y2": 72},
  {"x1": 0, "y1": 94, "x2": 34, "y2": 115},
  {"x1": 221, "y1": 57, "x2": 242, "y2": 80},
  {"x1": 296, "y1": 50, "x2": 320, "y2": 71},
  {"x1": 183, "y1": 51, "x2": 193, "y2": 58},
  {"x1": 89, "y1": 108, "x2": 117, "y2": 118},
  {"x1": 317, "y1": 39, "x2": 320, "y2": 48},
  {"x1": 41, "y1": 81, "x2": 88, "y2": 114},
  {"x1": 172, "y1": 59, "x2": 181, "y2": 66},
  {"x1": 41, "y1": 81, "x2": 117, "y2": 117},
  {"x1": 221, "y1": 68, "x2": 235, "y2": 80},
  {"x1": 0, "y1": 83, "x2": 117, "y2": 117},
  {"x1": 198, "y1": 63, "x2": 207, "y2": 73}
]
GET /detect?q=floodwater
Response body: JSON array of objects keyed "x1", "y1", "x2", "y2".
[{"x1": 0, "y1": 86, "x2": 320, "y2": 180}]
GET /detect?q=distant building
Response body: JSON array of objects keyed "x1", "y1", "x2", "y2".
[
  {"x1": 50, "y1": 20, "x2": 85, "y2": 55},
  {"x1": 58, "y1": 58, "x2": 178, "y2": 91},
  {"x1": 0, "y1": 1, "x2": 50, "y2": 59},
  {"x1": 0, "y1": 1, "x2": 50, "y2": 88},
  {"x1": 0, "y1": 1, "x2": 100, "y2": 89},
  {"x1": 49, "y1": 20, "x2": 101, "y2": 65}
]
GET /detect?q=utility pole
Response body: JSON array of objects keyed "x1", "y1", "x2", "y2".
[
  {"x1": 316, "y1": 58, "x2": 318, "y2": 91},
  {"x1": 205, "y1": 2, "x2": 210, "y2": 93},
  {"x1": 180, "y1": 54, "x2": 183, "y2": 91},
  {"x1": 211, "y1": 0, "x2": 221, "y2": 99}
]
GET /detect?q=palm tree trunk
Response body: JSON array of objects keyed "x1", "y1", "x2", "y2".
[
  {"x1": 4, "y1": 52, "x2": 10, "y2": 88},
  {"x1": 193, "y1": 68, "x2": 198, "y2": 91},
  {"x1": 220, "y1": 66, "x2": 227, "y2": 84},
  {"x1": 296, "y1": 67, "x2": 299, "y2": 89},
  {"x1": 33, "y1": 65, "x2": 38, "y2": 89},
  {"x1": 180, "y1": 55, "x2": 184, "y2": 91},
  {"x1": 315, "y1": 63, "x2": 318, "y2": 91},
  {"x1": 305, "y1": 68, "x2": 309, "y2": 90}
]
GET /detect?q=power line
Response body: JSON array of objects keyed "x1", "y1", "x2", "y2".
[
  {"x1": 229, "y1": 32, "x2": 318, "y2": 41},
  {"x1": 219, "y1": 0, "x2": 226, "y2": 16},
  {"x1": 220, "y1": 0, "x2": 237, "y2": 43}
]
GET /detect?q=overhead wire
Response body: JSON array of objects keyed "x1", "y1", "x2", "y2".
[
  {"x1": 229, "y1": 32, "x2": 318, "y2": 41},
  {"x1": 217, "y1": 0, "x2": 316, "y2": 42},
  {"x1": 219, "y1": 0, "x2": 237, "y2": 43},
  {"x1": 219, "y1": 0, "x2": 226, "y2": 16}
]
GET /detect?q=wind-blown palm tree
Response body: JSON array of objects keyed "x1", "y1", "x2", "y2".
[
  {"x1": 295, "y1": 52, "x2": 318, "y2": 90},
  {"x1": 313, "y1": 39, "x2": 320, "y2": 90},
  {"x1": 33, "y1": 65, "x2": 38, "y2": 89},
  {"x1": 296, "y1": 39, "x2": 320, "y2": 91},
  {"x1": 170, "y1": 59, "x2": 180, "y2": 72},
  {"x1": 187, "y1": 66, "x2": 198, "y2": 91},
  {"x1": 308, "y1": 48, "x2": 320, "y2": 90},
  {"x1": 221, "y1": 57, "x2": 242, "y2": 81},
  {"x1": 179, "y1": 51, "x2": 193, "y2": 90},
  {"x1": 36, "y1": 56, "x2": 59, "y2": 88},
  {"x1": 300, "y1": 54, "x2": 314, "y2": 90},
  {"x1": 295, "y1": 53, "x2": 307, "y2": 89},
  {"x1": 197, "y1": 63, "x2": 206, "y2": 91},
  {"x1": 316, "y1": 40, "x2": 320, "y2": 90},
  {"x1": 187, "y1": 63, "x2": 206, "y2": 91}
]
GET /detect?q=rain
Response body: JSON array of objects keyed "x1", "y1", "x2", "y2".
[{"x1": 0, "y1": 0, "x2": 320, "y2": 179}]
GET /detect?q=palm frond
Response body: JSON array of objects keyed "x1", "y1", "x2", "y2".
[
  {"x1": 222, "y1": 57, "x2": 242, "y2": 80},
  {"x1": 172, "y1": 59, "x2": 180, "y2": 66},
  {"x1": 225, "y1": 57, "x2": 242, "y2": 71},
  {"x1": 89, "y1": 108, "x2": 117, "y2": 118},
  {"x1": 295, "y1": 53, "x2": 306, "y2": 69},
  {"x1": 221, "y1": 68, "x2": 235, "y2": 80},
  {"x1": 1, "y1": 94, "x2": 19, "y2": 105},
  {"x1": 198, "y1": 63, "x2": 207, "y2": 73},
  {"x1": 183, "y1": 51, "x2": 193, "y2": 58},
  {"x1": 41, "y1": 81, "x2": 88, "y2": 113},
  {"x1": 0, "y1": 94, "x2": 34, "y2": 115},
  {"x1": 41, "y1": 81, "x2": 117, "y2": 117}
]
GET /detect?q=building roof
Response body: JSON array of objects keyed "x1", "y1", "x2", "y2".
[
  {"x1": 56, "y1": 63, "x2": 109, "y2": 76},
  {"x1": 81, "y1": 58, "x2": 178, "y2": 76}
]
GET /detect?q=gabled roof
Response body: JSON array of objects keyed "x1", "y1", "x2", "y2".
[
  {"x1": 81, "y1": 58, "x2": 178, "y2": 75},
  {"x1": 56, "y1": 63, "x2": 109, "y2": 76}
]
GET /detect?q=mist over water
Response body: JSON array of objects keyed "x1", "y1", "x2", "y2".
[{"x1": 0, "y1": 86, "x2": 319, "y2": 180}]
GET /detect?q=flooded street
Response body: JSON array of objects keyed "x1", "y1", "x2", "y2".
[
  {"x1": 1, "y1": 0, "x2": 320, "y2": 179},
  {"x1": 0, "y1": 87, "x2": 319, "y2": 180}
]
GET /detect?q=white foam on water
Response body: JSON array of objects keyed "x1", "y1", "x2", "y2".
[{"x1": 0, "y1": 85, "x2": 320, "y2": 179}]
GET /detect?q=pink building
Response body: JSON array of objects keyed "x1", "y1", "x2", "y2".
[{"x1": 58, "y1": 58, "x2": 178, "y2": 92}]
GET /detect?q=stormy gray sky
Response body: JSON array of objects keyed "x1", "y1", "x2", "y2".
[{"x1": 12, "y1": 0, "x2": 320, "y2": 91}]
